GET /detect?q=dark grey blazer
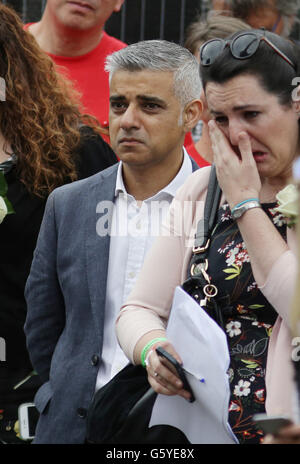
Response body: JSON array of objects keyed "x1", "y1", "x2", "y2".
[{"x1": 24, "y1": 158, "x2": 199, "y2": 444}]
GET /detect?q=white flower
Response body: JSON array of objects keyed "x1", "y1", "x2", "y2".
[
  {"x1": 274, "y1": 184, "x2": 298, "y2": 226},
  {"x1": 0, "y1": 195, "x2": 8, "y2": 224},
  {"x1": 225, "y1": 247, "x2": 239, "y2": 266},
  {"x1": 272, "y1": 212, "x2": 287, "y2": 227},
  {"x1": 234, "y1": 380, "x2": 251, "y2": 397},
  {"x1": 247, "y1": 282, "x2": 257, "y2": 292},
  {"x1": 226, "y1": 320, "x2": 242, "y2": 338}
]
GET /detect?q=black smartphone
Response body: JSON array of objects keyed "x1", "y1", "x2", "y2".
[
  {"x1": 253, "y1": 413, "x2": 292, "y2": 435},
  {"x1": 156, "y1": 346, "x2": 195, "y2": 402}
]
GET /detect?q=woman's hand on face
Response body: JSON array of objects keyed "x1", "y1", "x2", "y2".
[
  {"x1": 208, "y1": 120, "x2": 262, "y2": 209},
  {"x1": 145, "y1": 342, "x2": 192, "y2": 402}
]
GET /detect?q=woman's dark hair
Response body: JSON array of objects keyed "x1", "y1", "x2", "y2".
[
  {"x1": 0, "y1": 4, "x2": 103, "y2": 197},
  {"x1": 200, "y1": 29, "x2": 300, "y2": 106}
]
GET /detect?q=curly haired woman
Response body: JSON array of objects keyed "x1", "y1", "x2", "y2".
[{"x1": 0, "y1": 4, "x2": 117, "y2": 443}]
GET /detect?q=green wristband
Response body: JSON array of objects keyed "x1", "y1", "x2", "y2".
[{"x1": 141, "y1": 337, "x2": 167, "y2": 367}]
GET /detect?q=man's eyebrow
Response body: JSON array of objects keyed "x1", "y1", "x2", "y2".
[
  {"x1": 137, "y1": 95, "x2": 167, "y2": 106},
  {"x1": 109, "y1": 94, "x2": 167, "y2": 107},
  {"x1": 109, "y1": 95, "x2": 126, "y2": 102}
]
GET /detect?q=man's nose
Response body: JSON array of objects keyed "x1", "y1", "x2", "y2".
[{"x1": 120, "y1": 104, "x2": 140, "y2": 130}]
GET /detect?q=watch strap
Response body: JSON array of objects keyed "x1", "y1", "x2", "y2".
[{"x1": 231, "y1": 200, "x2": 261, "y2": 219}]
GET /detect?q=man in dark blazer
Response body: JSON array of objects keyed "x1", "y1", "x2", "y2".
[{"x1": 24, "y1": 40, "x2": 202, "y2": 443}]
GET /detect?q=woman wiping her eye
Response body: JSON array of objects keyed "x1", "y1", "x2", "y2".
[{"x1": 116, "y1": 29, "x2": 300, "y2": 444}]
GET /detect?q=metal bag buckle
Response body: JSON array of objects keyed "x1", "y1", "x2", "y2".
[
  {"x1": 193, "y1": 239, "x2": 210, "y2": 254},
  {"x1": 190, "y1": 259, "x2": 208, "y2": 276}
]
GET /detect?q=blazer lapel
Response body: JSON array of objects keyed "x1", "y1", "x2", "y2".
[{"x1": 85, "y1": 166, "x2": 118, "y2": 341}]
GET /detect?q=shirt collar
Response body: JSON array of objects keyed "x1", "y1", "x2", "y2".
[
  {"x1": 115, "y1": 161, "x2": 126, "y2": 197},
  {"x1": 115, "y1": 147, "x2": 192, "y2": 200}
]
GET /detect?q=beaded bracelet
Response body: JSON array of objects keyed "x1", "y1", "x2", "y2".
[{"x1": 141, "y1": 337, "x2": 167, "y2": 367}]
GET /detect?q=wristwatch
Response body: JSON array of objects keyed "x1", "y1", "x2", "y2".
[{"x1": 231, "y1": 200, "x2": 261, "y2": 220}]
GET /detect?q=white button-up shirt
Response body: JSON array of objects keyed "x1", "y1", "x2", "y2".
[{"x1": 95, "y1": 149, "x2": 193, "y2": 391}]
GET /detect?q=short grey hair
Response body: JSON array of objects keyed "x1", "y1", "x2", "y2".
[{"x1": 105, "y1": 40, "x2": 202, "y2": 107}]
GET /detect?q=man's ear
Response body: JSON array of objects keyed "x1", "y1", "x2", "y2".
[
  {"x1": 114, "y1": 0, "x2": 125, "y2": 12},
  {"x1": 183, "y1": 99, "x2": 203, "y2": 132},
  {"x1": 199, "y1": 89, "x2": 211, "y2": 123}
]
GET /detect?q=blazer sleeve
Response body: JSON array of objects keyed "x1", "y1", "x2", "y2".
[
  {"x1": 75, "y1": 125, "x2": 118, "y2": 180},
  {"x1": 24, "y1": 191, "x2": 65, "y2": 383}
]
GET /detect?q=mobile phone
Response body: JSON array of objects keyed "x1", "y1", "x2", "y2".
[
  {"x1": 253, "y1": 413, "x2": 292, "y2": 435},
  {"x1": 18, "y1": 402, "x2": 39, "y2": 440},
  {"x1": 156, "y1": 346, "x2": 195, "y2": 402}
]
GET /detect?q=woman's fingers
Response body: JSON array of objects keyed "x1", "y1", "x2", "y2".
[
  {"x1": 148, "y1": 370, "x2": 179, "y2": 395},
  {"x1": 148, "y1": 374, "x2": 192, "y2": 401},
  {"x1": 237, "y1": 131, "x2": 255, "y2": 165},
  {"x1": 145, "y1": 345, "x2": 192, "y2": 401},
  {"x1": 276, "y1": 424, "x2": 300, "y2": 443},
  {"x1": 208, "y1": 120, "x2": 228, "y2": 162},
  {"x1": 208, "y1": 120, "x2": 261, "y2": 206},
  {"x1": 146, "y1": 348, "x2": 182, "y2": 390},
  {"x1": 209, "y1": 120, "x2": 254, "y2": 161}
]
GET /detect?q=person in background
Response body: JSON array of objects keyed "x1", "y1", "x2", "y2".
[
  {"x1": 25, "y1": 0, "x2": 126, "y2": 142},
  {"x1": 0, "y1": 4, "x2": 117, "y2": 444},
  {"x1": 24, "y1": 40, "x2": 201, "y2": 444},
  {"x1": 211, "y1": 0, "x2": 300, "y2": 38},
  {"x1": 116, "y1": 29, "x2": 300, "y2": 444},
  {"x1": 185, "y1": 11, "x2": 250, "y2": 58},
  {"x1": 184, "y1": 12, "x2": 251, "y2": 167}
]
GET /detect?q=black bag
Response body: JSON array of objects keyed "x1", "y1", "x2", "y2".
[
  {"x1": 86, "y1": 364, "x2": 189, "y2": 444},
  {"x1": 182, "y1": 165, "x2": 225, "y2": 330},
  {"x1": 85, "y1": 166, "x2": 222, "y2": 444}
]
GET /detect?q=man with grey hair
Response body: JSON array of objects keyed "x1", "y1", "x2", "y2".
[
  {"x1": 211, "y1": 0, "x2": 300, "y2": 38},
  {"x1": 24, "y1": 40, "x2": 202, "y2": 444}
]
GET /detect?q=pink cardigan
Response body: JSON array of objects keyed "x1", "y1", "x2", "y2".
[{"x1": 116, "y1": 167, "x2": 297, "y2": 417}]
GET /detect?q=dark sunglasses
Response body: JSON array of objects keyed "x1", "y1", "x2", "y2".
[{"x1": 200, "y1": 31, "x2": 296, "y2": 70}]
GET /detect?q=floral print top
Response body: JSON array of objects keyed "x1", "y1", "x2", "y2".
[{"x1": 192, "y1": 202, "x2": 288, "y2": 444}]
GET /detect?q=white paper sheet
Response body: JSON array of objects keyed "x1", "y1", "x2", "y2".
[{"x1": 149, "y1": 286, "x2": 238, "y2": 444}]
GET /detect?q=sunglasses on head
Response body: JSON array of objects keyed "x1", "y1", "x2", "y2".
[{"x1": 200, "y1": 31, "x2": 296, "y2": 70}]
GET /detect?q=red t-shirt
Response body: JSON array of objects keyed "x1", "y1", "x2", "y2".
[
  {"x1": 25, "y1": 24, "x2": 126, "y2": 139},
  {"x1": 185, "y1": 141, "x2": 211, "y2": 168}
]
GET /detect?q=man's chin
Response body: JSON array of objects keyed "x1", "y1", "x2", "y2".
[
  {"x1": 59, "y1": 8, "x2": 98, "y2": 30},
  {"x1": 116, "y1": 145, "x2": 146, "y2": 157},
  {"x1": 118, "y1": 152, "x2": 149, "y2": 166},
  {"x1": 62, "y1": 17, "x2": 96, "y2": 30}
]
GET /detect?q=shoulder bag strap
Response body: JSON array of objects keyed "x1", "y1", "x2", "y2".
[{"x1": 193, "y1": 164, "x2": 222, "y2": 256}]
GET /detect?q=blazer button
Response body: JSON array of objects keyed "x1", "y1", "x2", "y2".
[
  {"x1": 77, "y1": 408, "x2": 87, "y2": 419},
  {"x1": 91, "y1": 354, "x2": 99, "y2": 366}
]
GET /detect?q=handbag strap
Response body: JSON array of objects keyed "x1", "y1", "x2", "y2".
[
  {"x1": 184, "y1": 165, "x2": 222, "y2": 280},
  {"x1": 193, "y1": 165, "x2": 222, "y2": 255},
  {"x1": 182, "y1": 165, "x2": 224, "y2": 330}
]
